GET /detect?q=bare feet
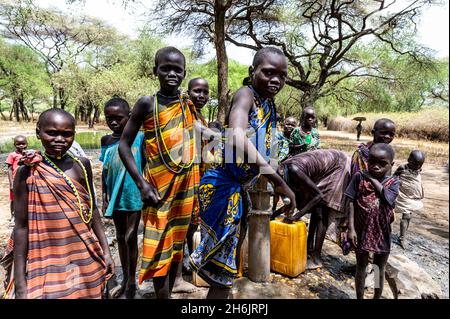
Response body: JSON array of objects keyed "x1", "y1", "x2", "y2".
[
  {"x1": 399, "y1": 238, "x2": 406, "y2": 250},
  {"x1": 172, "y1": 277, "x2": 197, "y2": 293},
  {"x1": 125, "y1": 284, "x2": 137, "y2": 299},
  {"x1": 306, "y1": 256, "x2": 323, "y2": 270},
  {"x1": 110, "y1": 283, "x2": 126, "y2": 299}
]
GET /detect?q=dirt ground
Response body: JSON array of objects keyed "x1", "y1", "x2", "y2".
[{"x1": 0, "y1": 125, "x2": 448, "y2": 299}]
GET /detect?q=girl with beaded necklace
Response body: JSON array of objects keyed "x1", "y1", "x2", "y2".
[
  {"x1": 119, "y1": 47, "x2": 201, "y2": 299},
  {"x1": 189, "y1": 47, "x2": 296, "y2": 299},
  {"x1": 7, "y1": 108, "x2": 114, "y2": 299}
]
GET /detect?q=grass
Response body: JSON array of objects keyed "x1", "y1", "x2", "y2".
[
  {"x1": 327, "y1": 107, "x2": 449, "y2": 142},
  {"x1": 0, "y1": 131, "x2": 108, "y2": 154},
  {"x1": 320, "y1": 133, "x2": 449, "y2": 165}
]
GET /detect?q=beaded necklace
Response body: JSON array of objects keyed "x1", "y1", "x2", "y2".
[
  {"x1": 157, "y1": 91, "x2": 180, "y2": 99},
  {"x1": 153, "y1": 95, "x2": 195, "y2": 174},
  {"x1": 249, "y1": 86, "x2": 276, "y2": 157},
  {"x1": 43, "y1": 152, "x2": 94, "y2": 224}
]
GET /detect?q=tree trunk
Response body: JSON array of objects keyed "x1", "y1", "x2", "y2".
[
  {"x1": 52, "y1": 84, "x2": 58, "y2": 108},
  {"x1": 0, "y1": 102, "x2": 6, "y2": 121},
  {"x1": 208, "y1": 104, "x2": 213, "y2": 123},
  {"x1": 9, "y1": 104, "x2": 13, "y2": 121},
  {"x1": 300, "y1": 88, "x2": 320, "y2": 109},
  {"x1": 59, "y1": 87, "x2": 67, "y2": 110},
  {"x1": 93, "y1": 105, "x2": 100, "y2": 124},
  {"x1": 19, "y1": 94, "x2": 29, "y2": 122},
  {"x1": 74, "y1": 105, "x2": 79, "y2": 125},
  {"x1": 13, "y1": 98, "x2": 20, "y2": 122},
  {"x1": 86, "y1": 99, "x2": 94, "y2": 128},
  {"x1": 214, "y1": 0, "x2": 230, "y2": 124}
]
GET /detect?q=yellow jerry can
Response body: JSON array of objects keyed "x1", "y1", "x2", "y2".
[{"x1": 270, "y1": 218, "x2": 307, "y2": 277}]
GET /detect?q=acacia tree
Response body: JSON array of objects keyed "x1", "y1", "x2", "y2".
[
  {"x1": 149, "y1": 0, "x2": 280, "y2": 122},
  {"x1": 0, "y1": 39, "x2": 50, "y2": 122},
  {"x1": 0, "y1": 0, "x2": 119, "y2": 109},
  {"x1": 225, "y1": 0, "x2": 441, "y2": 108},
  {"x1": 56, "y1": 31, "x2": 162, "y2": 127}
]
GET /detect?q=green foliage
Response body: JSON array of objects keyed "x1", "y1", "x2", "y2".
[
  {"x1": 1, "y1": 1, "x2": 448, "y2": 134},
  {"x1": 188, "y1": 59, "x2": 248, "y2": 120},
  {"x1": 0, "y1": 39, "x2": 51, "y2": 119},
  {"x1": 0, "y1": 131, "x2": 108, "y2": 153},
  {"x1": 188, "y1": 59, "x2": 248, "y2": 97}
]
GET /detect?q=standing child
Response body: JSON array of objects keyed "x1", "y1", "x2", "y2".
[
  {"x1": 345, "y1": 143, "x2": 400, "y2": 299},
  {"x1": 290, "y1": 107, "x2": 320, "y2": 156},
  {"x1": 188, "y1": 77, "x2": 210, "y2": 116},
  {"x1": 393, "y1": 150, "x2": 425, "y2": 249},
  {"x1": 6, "y1": 135, "x2": 28, "y2": 223},
  {"x1": 100, "y1": 97, "x2": 144, "y2": 299},
  {"x1": 8, "y1": 109, "x2": 114, "y2": 299},
  {"x1": 119, "y1": 47, "x2": 201, "y2": 299},
  {"x1": 351, "y1": 118, "x2": 396, "y2": 175},
  {"x1": 276, "y1": 116, "x2": 298, "y2": 162},
  {"x1": 172, "y1": 77, "x2": 211, "y2": 293},
  {"x1": 189, "y1": 47, "x2": 296, "y2": 299}
]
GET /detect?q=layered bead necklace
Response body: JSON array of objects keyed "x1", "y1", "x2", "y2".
[
  {"x1": 43, "y1": 152, "x2": 94, "y2": 224},
  {"x1": 153, "y1": 94, "x2": 195, "y2": 174}
]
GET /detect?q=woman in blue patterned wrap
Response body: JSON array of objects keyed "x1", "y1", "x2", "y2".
[{"x1": 189, "y1": 47, "x2": 296, "y2": 299}]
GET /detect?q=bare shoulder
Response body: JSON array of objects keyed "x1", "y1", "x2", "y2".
[
  {"x1": 101, "y1": 134, "x2": 113, "y2": 146},
  {"x1": 78, "y1": 156, "x2": 92, "y2": 171},
  {"x1": 233, "y1": 87, "x2": 253, "y2": 101},
  {"x1": 230, "y1": 87, "x2": 254, "y2": 112},
  {"x1": 134, "y1": 95, "x2": 155, "y2": 118}
]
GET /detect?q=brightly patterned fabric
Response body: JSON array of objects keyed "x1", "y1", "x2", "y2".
[
  {"x1": 189, "y1": 86, "x2": 277, "y2": 288},
  {"x1": 191, "y1": 113, "x2": 209, "y2": 226},
  {"x1": 275, "y1": 131, "x2": 290, "y2": 162},
  {"x1": 99, "y1": 132, "x2": 144, "y2": 217},
  {"x1": 345, "y1": 172, "x2": 400, "y2": 254},
  {"x1": 290, "y1": 126, "x2": 320, "y2": 156},
  {"x1": 4, "y1": 153, "x2": 107, "y2": 299},
  {"x1": 139, "y1": 96, "x2": 200, "y2": 283},
  {"x1": 5, "y1": 151, "x2": 24, "y2": 181},
  {"x1": 350, "y1": 142, "x2": 372, "y2": 176}
]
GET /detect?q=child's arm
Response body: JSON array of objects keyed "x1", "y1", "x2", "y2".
[
  {"x1": 344, "y1": 174, "x2": 359, "y2": 246},
  {"x1": 119, "y1": 96, "x2": 160, "y2": 207},
  {"x1": 228, "y1": 88, "x2": 296, "y2": 215},
  {"x1": 347, "y1": 201, "x2": 357, "y2": 246},
  {"x1": 100, "y1": 136, "x2": 109, "y2": 215},
  {"x1": 361, "y1": 172, "x2": 384, "y2": 195},
  {"x1": 363, "y1": 172, "x2": 400, "y2": 208},
  {"x1": 7, "y1": 164, "x2": 13, "y2": 189},
  {"x1": 288, "y1": 165, "x2": 323, "y2": 220},
  {"x1": 101, "y1": 170, "x2": 108, "y2": 215},
  {"x1": 81, "y1": 158, "x2": 115, "y2": 280},
  {"x1": 13, "y1": 165, "x2": 30, "y2": 299}
]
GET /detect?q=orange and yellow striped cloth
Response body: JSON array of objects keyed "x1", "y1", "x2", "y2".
[
  {"x1": 4, "y1": 155, "x2": 107, "y2": 299},
  {"x1": 140, "y1": 97, "x2": 200, "y2": 283}
]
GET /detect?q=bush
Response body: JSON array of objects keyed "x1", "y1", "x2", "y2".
[{"x1": 327, "y1": 107, "x2": 449, "y2": 142}]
